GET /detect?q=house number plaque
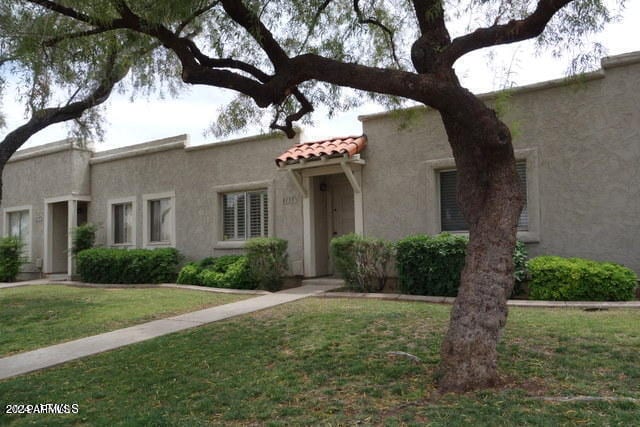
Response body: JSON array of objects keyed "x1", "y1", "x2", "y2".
[{"x1": 282, "y1": 196, "x2": 298, "y2": 206}]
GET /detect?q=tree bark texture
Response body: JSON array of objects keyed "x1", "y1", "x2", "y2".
[{"x1": 437, "y1": 108, "x2": 525, "y2": 392}]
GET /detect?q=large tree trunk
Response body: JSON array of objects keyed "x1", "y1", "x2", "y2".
[{"x1": 436, "y1": 108, "x2": 525, "y2": 392}]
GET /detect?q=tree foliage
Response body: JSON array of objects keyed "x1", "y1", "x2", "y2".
[
  {"x1": 0, "y1": 2, "x2": 201, "y2": 197},
  {"x1": 2, "y1": 0, "x2": 620, "y2": 138}
]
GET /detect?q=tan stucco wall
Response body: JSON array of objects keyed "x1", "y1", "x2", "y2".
[
  {"x1": 88, "y1": 133, "x2": 306, "y2": 274},
  {"x1": 359, "y1": 57, "x2": 640, "y2": 273},
  {"x1": 0, "y1": 141, "x2": 92, "y2": 274},
  {"x1": 2, "y1": 52, "x2": 638, "y2": 277}
]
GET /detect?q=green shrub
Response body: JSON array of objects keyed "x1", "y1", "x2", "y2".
[
  {"x1": 527, "y1": 256, "x2": 637, "y2": 301},
  {"x1": 245, "y1": 237, "x2": 288, "y2": 291},
  {"x1": 396, "y1": 233, "x2": 467, "y2": 297},
  {"x1": 176, "y1": 255, "x2": 255, "y2": 289},
  {"x1": 209, "y1": 255, "x2": 244, "y2": 273},
  {"x1": 330, "y1": 233, "x2": 393, "y2": 292},
  {"x1": 76, "y1": 248, "x2": 181, "y2": 284},
  {"x1": 199, "y1": 269, "x2": 225, "y2": 287},
  {"x1": 512, "y1": 241, "x2": 529, "y2": 296},
  {"x1": 396, "y1": 233, "x2": 528, "y2": 297},
  {"x1": 176, "y1": 262, "x2": 200, "y2": 285},
  {"x1": 0, "y1": 237, "x2": 24, "y2": 282},
  {"x1": 221, "y1": 256, "x2": 254, "y2": 289},
  {"x1": 196, "y1": 257, "x2": 216, "y2": 270},
  {"x1": 71, "y1": 223, "x2": 96, "y2": 255}
]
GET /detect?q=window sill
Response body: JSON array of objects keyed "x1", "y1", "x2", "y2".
[
  {"x1": 515, "y1": 231, "x2": 540, "y2": 244},
  {"x1": 110, "y1": 243, "x2": 135, "y2": 248},
  {"x1": 144, "y1": 241, "x2": 174, "y2": 248},
  {"x1": 214, "y1": 240, "x2": 247, "y2": 250},
  {"x1": 443, "y1": 230, "x2": 540, "y2": 244}
]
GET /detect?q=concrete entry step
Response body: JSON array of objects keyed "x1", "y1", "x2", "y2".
[
  {"x1": 45, "y1": 274, "x2": 70, "y2": 281},
  {"x1": 301, "y1": 277, "x2": 345, "y2": 289}
]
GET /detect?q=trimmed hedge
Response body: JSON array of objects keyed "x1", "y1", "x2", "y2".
[
  {"x1": 76, "y1": 248, "x2": 181, "y2": 284},
  {"x1": 0, "y1": 237, "x2": 24, "y2": 282},
  {"x1": 396, "y1": 233, "x2": 467, "y2": 297},
  {"x1": 396, "y1": 233, "x2": 528, "y2": 297},
  {"x1": 528, "y1": 256, "x2": 637, "y2": 301},
  {"x1": 246, "y1": 237, "x2": 288, "y2": 291},
  {"x1": 176, "y1": 255, "x2": 255, "y2": 289},
  {"x1": 330, "y1": 233, "x2": 392, "y2": 292}
]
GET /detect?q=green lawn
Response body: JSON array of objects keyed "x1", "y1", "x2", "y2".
[
  {"x1": 0, "y1": 298, "x2": 638, "y2": 426},
  {"x1": 0, "y1": 285, "x2": 250, "y2": 356}
]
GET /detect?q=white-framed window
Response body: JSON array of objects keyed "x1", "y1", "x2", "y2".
[
  {"x1": 222, "y1": 190, "x2": 269, "y2": 240},
  {"x1": 142, "y1": 191, "x2": 175, "y2": 247},
  {"x1": 4, "y1": 206, "x2": 32, "y2": 260},
  {"x1": 440, "y1": 161, "x2": 528, "y2": 232},
  {"x1": 107, "y1": 197, "x2": 136, "y2": 247}
]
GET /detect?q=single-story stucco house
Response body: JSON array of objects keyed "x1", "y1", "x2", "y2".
[{"x1": 2, "y1": 50, "x2": 639, "y2": 280}]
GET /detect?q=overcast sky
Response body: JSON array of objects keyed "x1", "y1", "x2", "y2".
[{"x1": 2, "y1": 2, "x2": 639, "y2": 152}]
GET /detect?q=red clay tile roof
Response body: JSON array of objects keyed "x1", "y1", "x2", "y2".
[{"x1": 275, "y1": 135, "x2": 367, "y2": 167}]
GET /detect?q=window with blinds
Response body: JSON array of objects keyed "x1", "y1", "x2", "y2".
[
  {"x1": 113, "y1": 203, "x2": 133, "y2": 244},
  {"x1": 149, "y1": 198, "x2": 172, "y2": 242},
  {"x1": 440, "y1": 161, "x2": 528, "y2": 232},
  {"x1": 223, "y1": 190, "x2": 268, "y2": 240}
]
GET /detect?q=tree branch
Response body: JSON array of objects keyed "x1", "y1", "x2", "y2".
[
  {"x1": 219, "y1": 0, "x2": 289, "y2": 68},
  {"x1": 0, "y1": 52, "x2": 129, "y2": 200},
  {"x1": 439, "y1": 0, "x2": 573, "y2": 67},
  {"x1": 410, "y1": 0, "x2": 451, "y2": 73},
  {"x1": 23, "y1": 0, "x2": 486, "y2": 139},
  {"x1": 181, "y1": 37, "x2": 271, "y2": 82},
  {"x1": 27, "y1": 0, "x2": 110, "y2": 28},
  {"x1": 298, "y1": 0, "x2": 333, "y2": 53},
  {"x1": 353, "y1": 0, "x2": 400, "y2": 67},
  {"x1": 43, "y1": 27, "x2": 118, "y2": 47},
  {"x1": 0, "y1": 56, "x2": 18, "y2": 67},
  {"x1": 269, "y1": 88, "x2": 314, "y2": 138},
  {"x1": 175, "y1": 1, "x2": 221, "y2": 36}
]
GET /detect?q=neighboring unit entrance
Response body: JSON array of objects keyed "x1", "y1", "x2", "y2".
[
  {"x1": 44, "y1": 197, "x2": 90, "y2": 277},
  {"x1": 49, "y1": 202, "x2": 68, "y2": 273}
]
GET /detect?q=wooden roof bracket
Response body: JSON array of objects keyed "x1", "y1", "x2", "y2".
[
  {"x1": 340, "y1": 160, "x2": 361, "y2": 194},
  {"x1": 287, "y1": 168, "x2": 308, "y2": 198}
]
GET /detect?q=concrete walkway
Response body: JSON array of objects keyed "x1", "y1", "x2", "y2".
[
  {"x1": 0, "y1": 279, "x2": 52, "y2": 289},
  {"x1": 0, "y1": 280, "x2": 342, "y2": 381}
]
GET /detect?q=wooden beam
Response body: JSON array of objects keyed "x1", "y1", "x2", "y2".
[
  {"x1": 287, "y1": 169, "x2": 307, "y2": 198},
  {"x1": 340, "y1": 161, "x2": 361, "y2": 194}
]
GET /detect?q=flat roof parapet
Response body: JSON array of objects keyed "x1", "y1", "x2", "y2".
[
  {"x1": 8, "y1": 138, "x2": 92, "y2": 163},
  {"x1": 358, "y1": 50, "x2": 640, "y2": 123},
  {"x1": 89, "y1": 134, "x2": 188, "y2": 165},
  {"x1": 184, "y1": 130, "x2": 293, "y2": 152}
]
